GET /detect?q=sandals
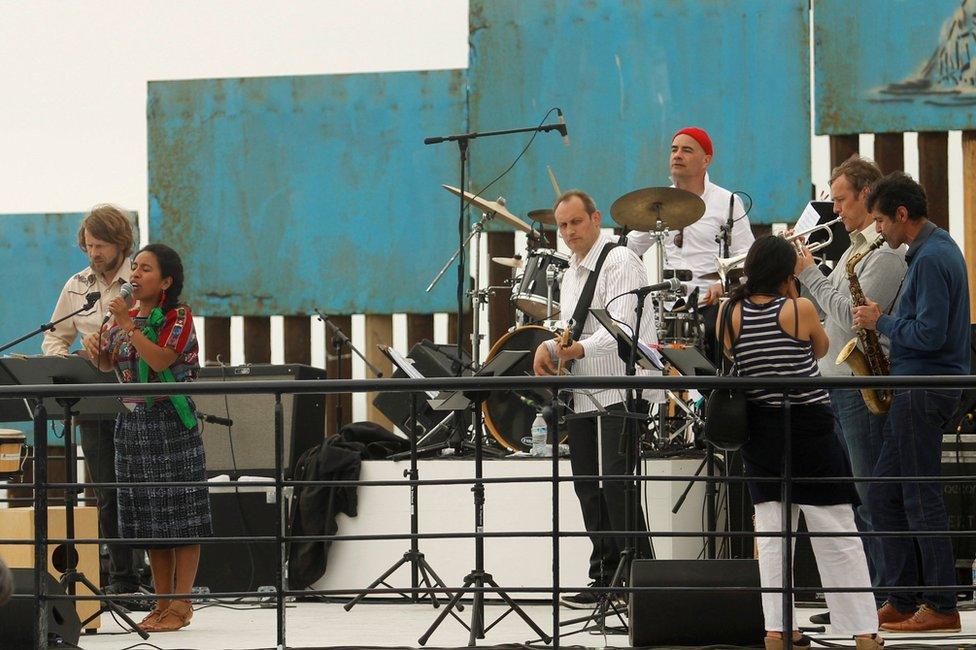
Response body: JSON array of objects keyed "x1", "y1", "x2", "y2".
[
  {"x1": 142, "y1": 600, "x2": 193, "y2": 633},
  {"x1": 137, "y1": 608, "x2": 167, "y2": 631},
  {"x1": 855, "y1": 634, "x2": 884, "y2": 650}
]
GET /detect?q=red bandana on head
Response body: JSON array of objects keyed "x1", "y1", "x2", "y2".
[{"x1": 673, "y1": 127, "x2": 713, "y2": 156}]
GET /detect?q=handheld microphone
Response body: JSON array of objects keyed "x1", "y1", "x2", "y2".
[
  {"x1": 197, "y1": 412, "x2": 234, "y2": 427},
  {"x1": 101, "y1": 282, "x2": 134, "y2": 324},
  {"x1": 628, "y1": 277, "x2": 682, "y2": 297},
  {"x1": 556, "y1": 109, "x2": 570, "y2": 147}
]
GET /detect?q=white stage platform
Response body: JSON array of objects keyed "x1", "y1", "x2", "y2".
[{"x1": 312, "y1": 456, "x2": 713, "y2": 599}]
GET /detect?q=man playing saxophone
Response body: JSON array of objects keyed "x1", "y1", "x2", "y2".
[{"x1": 793, "y1": 156, "x2": 906, "y2": 624}]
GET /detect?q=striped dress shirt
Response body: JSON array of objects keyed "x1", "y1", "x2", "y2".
[{"x1": 544, "y1": 235, "x2": 663, "y2": 412}]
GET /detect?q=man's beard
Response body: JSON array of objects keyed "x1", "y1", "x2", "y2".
[{"x1": 91, "y1": 253, "x2": 124, "y2": 275}]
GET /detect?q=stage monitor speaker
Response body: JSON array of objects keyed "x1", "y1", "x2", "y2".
[
  {"x1": 195, "y1": 364, "x2": 326, "y2": 477},
  {"x1": 0, "y1": 568, "x2": 82, "y2": 648},
  {"x1": 196, "y1": 488, "x2": 278, "y2": 594},
  {"x1": 629, "y1": 559, "x2": 764, "y2": 647}
]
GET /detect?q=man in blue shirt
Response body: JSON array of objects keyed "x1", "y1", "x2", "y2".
[{"x1": 853, "y1": 172, "x2": 970, "y2": 633}]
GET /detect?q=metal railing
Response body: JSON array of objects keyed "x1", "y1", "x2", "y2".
[{"x1": 1, "y1": 373, "x2": 974, "y2": 649}]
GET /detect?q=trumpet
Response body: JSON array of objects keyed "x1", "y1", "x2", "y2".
[{"x1": 716, "y1": 217, "x2": 842, "y2": 281}]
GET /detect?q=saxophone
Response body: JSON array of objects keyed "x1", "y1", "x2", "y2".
[{"x1": 835, "y1": 236, "x2": 892, "y2": 415}]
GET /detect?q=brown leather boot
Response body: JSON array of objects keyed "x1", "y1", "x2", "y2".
[
  {"x1": 880, "y1": 604, "x2": 960, "y2": 633},
  {"x1": 877, "y1": 601, "x2": 913, "y2": 626}
]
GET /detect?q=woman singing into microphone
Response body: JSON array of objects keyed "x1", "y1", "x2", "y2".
[
  {"x1": 715, "y1": 235, "x2": 881, "y2": 650},
  {"x1": 83, "y1": 243, "x2": 211, "y2": 633}
]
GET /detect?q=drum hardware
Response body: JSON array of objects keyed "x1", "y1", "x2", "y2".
[{"x1": 511, "y1": 248, "x2": 568, "y2": 321}]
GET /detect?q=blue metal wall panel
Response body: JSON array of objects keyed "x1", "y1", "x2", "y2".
[
  {"x1": 468, "y1": 0, "x2": 810, "y2": 226},
  {"x1": 148, "y1": 70, "x2": 468, "y2": 316},
  {"x1": 0, "y1": 213, "x2": 91, "y2": 355},
  {"x1": 815, "y1": 0, "x2": 975, "y2": 134},
  {"x1": 0, "y1": 213, "x2": 94, "y2": 443}
]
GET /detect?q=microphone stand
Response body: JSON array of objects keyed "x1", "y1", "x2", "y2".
[
  {"x1": 314, "y1": 309, "x2": 383, "y2": 435},
  {"x1": 0, "y1": 293, "x2": 100, "y2": 354},
  {"x1": 424, "y1": 118, "x2": 567, "y2": 376}
]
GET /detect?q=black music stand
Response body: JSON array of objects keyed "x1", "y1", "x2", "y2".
[
  {"x1": 418, "y1": 350, "x2": 551, "y2": 646},
  {"x1": 0, "y1": 356, "x2": 148, "y2": 639},
  {"x1": 344, "y1": 346, "x2": 460, "y2": 613}
]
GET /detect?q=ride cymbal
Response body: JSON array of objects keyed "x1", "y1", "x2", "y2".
[{"x1": 609, "y1": 187, "x2": 705, "y2": 231}]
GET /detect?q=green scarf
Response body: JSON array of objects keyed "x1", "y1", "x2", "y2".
[{"x1": 137, "y1": 307, "x2": 198, "y2": 430}]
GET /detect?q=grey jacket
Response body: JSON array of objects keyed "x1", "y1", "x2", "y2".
[{"x1": 797, "y1": 239, "x2": 907, "y2": 377}]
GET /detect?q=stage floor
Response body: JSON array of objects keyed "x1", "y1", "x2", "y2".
[{"x1": 75, "y1": 599, "x2": 976, "y2": 649}]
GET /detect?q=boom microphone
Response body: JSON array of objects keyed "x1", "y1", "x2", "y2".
[{"x1": 556, "y1": 108, "x2": 570, "y2": 147}]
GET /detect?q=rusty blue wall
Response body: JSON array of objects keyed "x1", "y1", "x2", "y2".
[
  {"x1": 815, "y1": 0, "x2": 975, "y2": 134},
  {"x1": 148, "y1": 70, "x2": 467, "y2": 316},
  {"x1": 0, "y1": 213, "x2": 92, "y2": 356},
  {"x1": 468, "y1": 0, "x2": 811, "y2": 226}
]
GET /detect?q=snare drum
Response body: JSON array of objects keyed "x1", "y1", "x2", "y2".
[
  {"x1": 660, "y1": 311, "x2": 701, "y2": 346},
  {"x1": 512, "y1": 249, "x2": 569, "y2": 321},
  {"x1": 0, "y1": 428, "x2": 27, "y2": 476}
]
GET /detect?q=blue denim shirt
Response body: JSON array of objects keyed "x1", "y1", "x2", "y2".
[{"x1": 876, "y1": 223, "x2": 971, "y2": 375}]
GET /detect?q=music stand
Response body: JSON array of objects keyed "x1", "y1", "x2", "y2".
[
  {"x1": 344, "y1": 346, "x2": 460, "y2": 614},
  {"x1": 0, "y1": 355, "x2": 148, "y2": 638},
  {"x1": 418, "y1": 350, "x2": 551, "y2": 646}
]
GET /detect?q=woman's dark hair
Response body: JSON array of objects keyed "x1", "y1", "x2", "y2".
[
  {"x1": 136, "y1": 243, "x2": 185, "y2": 312},
  {"x1": 728, "y1": 235, "x2": 797, "y2": 303}
]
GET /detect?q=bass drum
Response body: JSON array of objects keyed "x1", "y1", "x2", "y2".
[{"x1": 482, "y1": 325, "x2": 566, "y2": 452}]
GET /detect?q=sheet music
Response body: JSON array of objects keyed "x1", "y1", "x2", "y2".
[
  {"x1": 383, "y1": 346, "x2": 439, "y2": 398},
  {"x1": 793, "y1": 201, "x2": 822, "y2": 234},
  {"x1": 616, "y1": 322, "x2": 665, "y2": 371}
]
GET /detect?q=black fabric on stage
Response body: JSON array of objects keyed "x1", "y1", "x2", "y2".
[
  {"x1": 742, "y1": 402, "x2": 858, "y2": 506},
  {"x1": 287, "y1": 434, "x2": 364, "y2": 590},
  {"x1": 567, "y1": 401, "x2": 652, "y2": 584}
]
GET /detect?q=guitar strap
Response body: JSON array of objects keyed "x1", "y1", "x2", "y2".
[{"x1": 570, "y1": 242, "x2": 618, "y2": 341}]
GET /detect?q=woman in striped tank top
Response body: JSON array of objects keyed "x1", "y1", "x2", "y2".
[{"x1": 717, "y1": 236, "x2": 881, "y2": 650}]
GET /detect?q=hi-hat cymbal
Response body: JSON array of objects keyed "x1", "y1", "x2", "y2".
[
  {"x1": 526, "y1": 208, "x2": 556, "y2": 226},
  {"x1": 442, "y1": 185, "x2": 533, "y2": 234},
  {"x1": 492, "y1": 256, "x2": 524, "y2": 269},
  {"x1": 610, "y1": 187, "x2": 705, "y2": 231}
]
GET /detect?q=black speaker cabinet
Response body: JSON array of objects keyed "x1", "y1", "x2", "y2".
[
  {"x1": 629, "y1": 559, "x2": 764, "y2": 647},
  {"x1": 0, "y1": 569, "x2": 81, "y2": 648},
  {"x1": 195, "y1": 364, "x2": 326, "y2": 477},
  {"x1": 196, "y1": 489, "x2": 279, "y2": 594}
]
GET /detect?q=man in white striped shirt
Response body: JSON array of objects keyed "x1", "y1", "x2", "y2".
[{"x1": 533, "y1": 189, "x2": 660, "y2": 607}]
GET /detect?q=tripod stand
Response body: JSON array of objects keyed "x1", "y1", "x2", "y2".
[
  {"x1": 417, "y1": 352, "x2": 550, "y2": 646},
  {"x1": 345, "y1": 390, "x2": 460, "y2": 613}
]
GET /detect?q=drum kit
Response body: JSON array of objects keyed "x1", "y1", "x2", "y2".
[{"x1": 426, "y1": 182, "x2": 712, "y2": 452}]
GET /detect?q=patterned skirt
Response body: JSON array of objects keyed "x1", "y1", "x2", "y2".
[{"x1": 114, "y1": 400, "x2": 212, "y2": 547}]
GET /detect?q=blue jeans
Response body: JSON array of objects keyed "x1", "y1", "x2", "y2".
[
  {"x1": 830, "y1": 388, "x2": 886, "y2": 604},
  {"x1": 869, "y1": 389, "x2": 960, "y2": 614}
]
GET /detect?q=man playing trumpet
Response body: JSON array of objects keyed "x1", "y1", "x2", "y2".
[{"x1": 793, "y1": 156, "x2": 906, "y2": 624}]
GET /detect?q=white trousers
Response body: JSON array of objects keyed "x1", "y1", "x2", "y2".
[{"x1": 754, "y1": 501, "x2": 878, "y2": 635}]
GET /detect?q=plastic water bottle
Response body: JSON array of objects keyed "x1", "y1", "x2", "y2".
[{"x1": 531, "y1": 412, "x2": 548, "y2": 457}]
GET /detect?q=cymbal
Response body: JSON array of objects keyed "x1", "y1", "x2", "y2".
[
  {"x1": 609, "y1": 187, "x2": 705, "y2": 231},
  {"x1": 442, "y1": 185, "x2": 533, "y2": 234},
  {"x1": 526, "y1": 208, "x2": 556, "y2": 226},
  {"x1": 492, "y1": 256, "x2": 524, "y2": 269}
]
